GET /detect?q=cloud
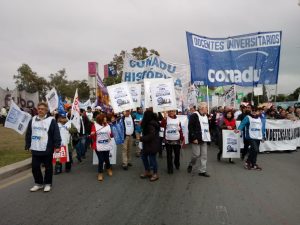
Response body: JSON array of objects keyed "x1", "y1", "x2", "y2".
[{"x1": 0, "y1": 0, "x2": 299, "y2": 94}]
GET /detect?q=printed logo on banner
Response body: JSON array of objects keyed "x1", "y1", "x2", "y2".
[
  {"x1": 186, "y1": 31, "x2": 282, "y2": 87},
  {"x1": 52, "y1": 146, "x2": 69, "y2": 164}
]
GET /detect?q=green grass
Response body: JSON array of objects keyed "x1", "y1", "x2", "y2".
[{"x1": 0, "y1": 126, "x2": 31, "y2": 167}]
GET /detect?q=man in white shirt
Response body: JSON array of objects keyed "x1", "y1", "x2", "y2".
[{"x1": 121, "y1": 110, "x2": 135, "y2": 170}]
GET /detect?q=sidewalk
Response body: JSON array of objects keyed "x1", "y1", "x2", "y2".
[{"x1": 0, "y1": 158, "x2": 31, "y2": 180}]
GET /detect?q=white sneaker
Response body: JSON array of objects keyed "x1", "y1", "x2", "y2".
[
  {"x1": 43, "y1": 185, "x2": 51, "y2": 192},
  {"x1": 30, "y1": 185, "x2": 44, "y2": 192}
]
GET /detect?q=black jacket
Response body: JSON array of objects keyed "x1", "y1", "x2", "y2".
[
  {"x1": 188, "y1": 113, "x2": 203, "y2": 144},
  {"x1": 25, "y1": 116, "x2": 62, "y2": 156},
  {"x1": 140, "y1": 120, "x2": 160, "y2": 154}
]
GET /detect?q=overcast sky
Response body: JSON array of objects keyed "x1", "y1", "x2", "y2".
[{"x1": 0, "y1": 0, "x2": 299, "y2": 94}]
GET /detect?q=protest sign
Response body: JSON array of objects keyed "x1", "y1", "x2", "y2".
[
  {"x1": 4, "y1": 100, "x2": 32, "y2": 135},
  {"x1": 71, "y1": 89, "x2": 81, "y2": 131},
  {"x1": 52, "y1": 145, "x2": 69, "y2": 164},
  {"x1": 150, "y1": 78, "x2": 177, "y2": 112},
  {"x1": 93, "y1": 138, "x2": 117, "y2": 165},
  {"x1": 107, "y1": 82, "x2": 134, "y2": 113},
  {"x1": 222, "y1": 130, "x2": 241, "y2": 158},
  {"x1": 128, "y1": 83, "x2": 142, "y2": 109},
  {"x1": 46, "y1": 88, "x2": 59, "y2": 113},
  {"x1": 177, "y1": 115, "x2": 189, "y2": 144},
  {"x1": 122, "y1": 53, "x2": 190, "y2": 109}
]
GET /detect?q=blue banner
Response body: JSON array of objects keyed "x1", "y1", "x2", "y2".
[
  {"x1": 110, "y1": 118, "x2": 124, "y2": 145},
  {"x1": 186, "y1": 31, "x2": 281, "y2": 87}
]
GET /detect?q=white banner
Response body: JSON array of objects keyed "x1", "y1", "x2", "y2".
[
  {"x1": 107, "y1": 82, "x2": 134, "y2": 113},
  {"x1": 177, "y1": 115, "x2": 189, "y2": 144},
  {"x1": 236, "y1": 119, "x2": 300, "y2": 152},
  {"x1": 122, "y1": 53, "x2": 190, "y2": 109},
  {"x1": 46, "y1": 88, "x2": 59, "y2": 113},
  {"x1": 92, "y1": 138, "x2": 117, "y2": 165},
  {"x1": 150, "y1": 78, "x2": 177, "y2": 113},
  {"x1": 187, "y1": 85, "x2": 198, "y2": 107},
  {"x1": 0, "y1": 87, "x2": 39, "y2": 109},
  {"x1": 4, "y1": 100, "x2": 32, "y2": 135},
  {"x1": 254, "y1": 86, "x2": 263, "y2": 96},
  {"x1": 143, "y1": 79, "x2": 162, "y2": 109},
  {"x1": 222, "y1": 130, "x2": 241, "y2": 158},
  {"x1": 260, "y1": 119, "x2": 300, "y2": 152},
  {"x1": 128, "y1": 83, "x2": 141, "y2": 109}
]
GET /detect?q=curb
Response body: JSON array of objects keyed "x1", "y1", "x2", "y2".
[{"x1": 0, "y1": 158, "x2": 31, "y2": 180}]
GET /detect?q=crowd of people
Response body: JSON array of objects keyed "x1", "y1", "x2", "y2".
[{"x1": 5, "y1": 100, "x2": 298, "y2": 192}]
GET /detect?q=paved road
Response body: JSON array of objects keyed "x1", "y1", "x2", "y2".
[{"x1": 0, "y1": 144, "x2": 299, "y2": 225}]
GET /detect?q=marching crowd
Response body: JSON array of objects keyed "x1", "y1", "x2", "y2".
[{"x1": 3, "y1": 101, "x2": 298, "y2": 192}]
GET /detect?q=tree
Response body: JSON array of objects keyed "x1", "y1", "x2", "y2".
[
  {"x1": 13, "y1": 64, "x2": 48, "y2": 99},
  {"x1": 48, "y1": 69, "x2": 68, "y2": 97},
  {"x1": 103, "y1": 46, "x2": 160, "y2": 86}
]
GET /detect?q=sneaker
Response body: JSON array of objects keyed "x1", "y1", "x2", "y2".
[
  {"x1": 30, "y1": 185, "x2": 44, "y2": 192},
  {"x1": 150, "y1": 174, "x2": 159, "y2": 182},
  {"x1": 97, "y1": 173, "x2": 103, "y2": 181},
  {"x1": 244, "y1": 162, "x2": 251, "y2": 170},
  {"x1": 198, "y1": 172, "x2": 210, "y2": 177},
  {"x1": 252, "y1": 164, "x2": 262, "y2": 171},
  {"x1": 187, "y1": 165, "x2": 192, "y2": 173},
  {"x1": 43, "y1": 185, "x2": 51, "y2": 192}
]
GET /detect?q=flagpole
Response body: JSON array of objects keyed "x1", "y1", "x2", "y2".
[
  {"x1": 206, "y1": 85, "x2": 209, "y2": 113},
  {"x1": 233, "y1": 84, "x2": 236, "y2": 109}
]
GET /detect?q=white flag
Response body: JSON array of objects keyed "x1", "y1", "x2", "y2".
[
  {"x1": 5, "y1": 100, "x2": 32, "y2": 135},
  {"x1": 46, "y1": 88, "x2": 59, "y2": 113},
  {"x1": 71, "y1": 89, "x2": 81, "y2": 131}
]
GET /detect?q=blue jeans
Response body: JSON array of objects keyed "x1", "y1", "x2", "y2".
[
  {"x1": 75, "y1": 137, "x2": 86, "y2": 160},
  {"x1": 141, "y1": 151, "x2": 158, "y2": 173}
]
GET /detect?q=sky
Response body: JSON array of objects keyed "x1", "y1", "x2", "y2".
[{"x1": 0, "y1": 0, "x2": 299, "y2": 94}]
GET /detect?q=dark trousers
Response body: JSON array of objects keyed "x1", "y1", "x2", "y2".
[
  {"x1": 247, "y1": 139, "x2": 260, "y2": 166},
  {"x1": 95, "y1": 151, "x2": 111, "y2": 173},
  {"x1": 241, "y1": 139, "x2": 251, "y2": 158},
  {"x1": 32, "y1": 154, "x2": 53, "y2": 185},
  {"x1": 141, "y1": 151, "x2": 158, "y2": 173},
  {"x1": 65, "y1": 151, "x2": 73, "y2": 171},
  {"x1": 165, "y1": 144, "x2": 180, "y2": 171}
]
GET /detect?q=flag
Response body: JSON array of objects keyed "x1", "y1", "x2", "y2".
[
  {"x1": 57, "y1": 95, "x2": 66, "y2": 116},
  {"x1": 5, "y1": 100, "x2": 32, "y2": 135},
  {"x1": 104, "y1": 64, "x2": 117, "y2": 78},
  {"x1": 71, "y1": 89, "x2": 81, "y2": 131},
  {"x1": 96, "y1": 74, "x2": 111, "y2": 112}
]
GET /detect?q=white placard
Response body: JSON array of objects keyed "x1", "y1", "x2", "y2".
[
  {"x1": 107, "y1": 82, "x2": 134, "y2": 113},
  {"x1": 143, "y1": 79, "x2": 163, "y2": 109},
  {"x1": 150, "y1": 78, "x2": 177, "y2": 112},
  {"x1": 4, "y1": 100, "x2": 32, "y2": 135},
  {"x1": 92, "y1": 138, "x2": 117, "y2": 165},
  {"x1": 46, "y1": 88, "x2": 59, "y2": 113},
  {"x1": 177, "y1": 115, "x2": 189, "y2": 144},
  {"x1": 222, "y1": 130, "x2": 241, "y2": 158},
  {"x1": 254, "y1": 86, "x2": 263, "y2": 96},
  {"x1": 128, "y1": 83, "x2": 141, "y2": 109}
]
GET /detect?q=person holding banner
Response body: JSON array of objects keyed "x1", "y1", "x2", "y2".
[
  {"x1": 140, "y1": 110, "x2": 160, "y2": 181},
  {"x1": 160, "y1": 110, "x2": 184, "y2": 174},
  {"x1": 187, "y1": 102, "x2": 211, "y2": 177},
  {"x1": 121, "y1": 110, "x2": 135, "y2": 170},
  {"x1": 132, "y1": 107, "x2": 143, "y2": 157},
  {"x1": 90, "y1": 113, "x2": 113, "y2": 181},
  {"x1": 237, "y1": 107, "x2": 266, "y2": 170},
  {"x1": 25, "y1": 102, "x2": 61, "y2": 192},
  {"x1": 217, "y1": 110, "x2": 236, "y2": 163}
]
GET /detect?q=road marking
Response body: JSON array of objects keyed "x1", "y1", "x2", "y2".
[
  {"x1": 0, "y1": 172, "x2": 31, "y2": 190},
  {"x1": 216, "y1": 205, "x2": 229, "y2": 225}
]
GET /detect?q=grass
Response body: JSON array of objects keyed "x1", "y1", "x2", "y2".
[{"x1": 0, "y1": 126, "x2": 31, "y2": 167}]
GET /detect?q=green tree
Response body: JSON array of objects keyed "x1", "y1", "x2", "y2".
[
  {"x1": 103, "y1": 46, "x2": 160, "y2": 86},
  {"x1": 13, "y1": 64, "x2": 48, "y2": 99},
  {"x1": 67, "y1": 80, "x2": 90, "y2": 100},
  {"x1": 48, "y1": 69, "x2": 68, "y2": 97}
]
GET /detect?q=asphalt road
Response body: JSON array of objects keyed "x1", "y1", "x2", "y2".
[{"x1": 0, "y1": 144, "x2": 299, "y2": 225}]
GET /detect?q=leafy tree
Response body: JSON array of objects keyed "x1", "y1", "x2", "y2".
[
  {"x1": 48, "y1": 69, "x2": 68, "y2": 97},
  {"x1": 67, "y1": 80, "x2": 90, "y2": 100},
  {"x1": 103, "y1": 46, "x2": 160, "y2": 86},
  {"x1": 13, "y1": 64, "x2": 48, "y2": 99}
]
